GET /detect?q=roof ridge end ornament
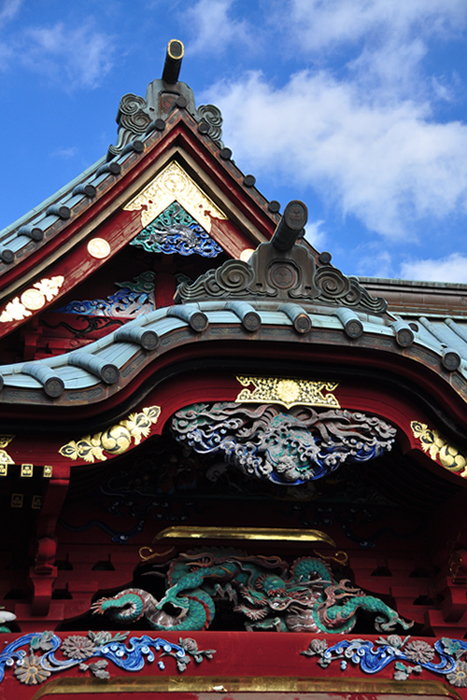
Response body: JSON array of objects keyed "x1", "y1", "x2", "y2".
[
  {"x1": 107, "y1": 40, "x2": 224, "y2": 159},
  {"x1": 174, "y1": 200, "x2": 388, "y2": 315}
]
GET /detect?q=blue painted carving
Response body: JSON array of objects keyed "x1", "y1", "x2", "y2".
[
  {"x1": 0, "y1": 631, "x2": 214, "y2": 686},
  {"x1": 301, "y1": 636, "x2": 467, "y2": 686},
  {"x1": 131, "y1": 202, "x2": 223, "y2": 258},
  {"x1": 56, "y1": 271, "x2": 155, "y2": 317},
  {"x1": 172, "y1": 403, "x2": 396, "y2": 486}
]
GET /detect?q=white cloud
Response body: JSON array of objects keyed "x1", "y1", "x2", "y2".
[
  {"x1": 286, "y1": 0, "x2": 467, "y2": 53},
  {"x1": 0, "y1": 17, "x2": 115, "y2": 88},
  {"x1": 185, "y1": 0, "x2": 254, "y2": 55},
  {"x1": 304, "y1": 220, "x2": 326, "y2": 249},
  {"x1": 20, "y1": 21, "x2": 115, "y2": 89},
  {"x1": 50, "y1": 146, "x2": 78, "y2": 159},
  {"x1": 0, "y1": 0, "x2": 22, "y2": 26},
  {"x1": 399, "y1": 253, "x2": 467, "y2": 283},
  {"x1": 198, "y1": 1, "x2": 467, "y2": 242},
  {"x1": 209, "y1": 70, "x2": 467, "y2": 239},
  {"x1": 0, "y1": 0, "x2": 22, "y2": 67},
  {"x1": 356, "y1": 246, "x2": 394, "y2": 279}
]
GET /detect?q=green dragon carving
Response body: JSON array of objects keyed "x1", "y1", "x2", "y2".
[{"x1": 92, "y1": 549, "x2": 413, "y2": 633}]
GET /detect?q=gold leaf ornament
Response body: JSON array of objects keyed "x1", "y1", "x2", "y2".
[
  {"x1": 0, "y1": 436, "x2": 15, "y2": 466},
  {"x1": 236, "y1": 376, "x2": 340, "y2": 410},
  {"x1": 411, "y1": 421, "x2": 467, "y2": 477},
  {"x1": 59, "y1": 406, "x2": 161, "y2": 463},
  {"x1": 0, "y1": 276, "x2": 64, "y2": 322},
  {"x1": 124, "y1": 161, "x2": 226, "y2": 232}
]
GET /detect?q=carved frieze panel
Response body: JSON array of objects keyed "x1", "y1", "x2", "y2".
[
  {"x1": 93, "y1": 548, "x2": 411, "y2": 634},
  {"x1": 171, "y1": 402, "x2": 396, "y2": 486},
  {"x1": 131, "y1": 201, "x2": 223, "y2": 258},
  {"x1": 56, "y1": 271, "x2": 156, "y2": 317}
]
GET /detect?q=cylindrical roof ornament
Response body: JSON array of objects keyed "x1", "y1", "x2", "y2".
[
  {"x1": 271, "y1": 200, "x2": 308, "y2": 251},
  {"x1": 162, "y1": 39, "x2": 184, "y2": 84}
]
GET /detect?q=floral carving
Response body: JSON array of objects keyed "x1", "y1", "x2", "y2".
[
  {"x1": 59, "y1": 406, "x2": 161, "y2": 463},
  {"x1": 447, "y1": 661, "x2": 467, "y2": 688},
  {"x1": 236, "y1": 376, "x2": 340, "y2": 409},
  {"x1": 301, "y1": 635, "x2": 467, "y2": 686},
  {"x1": 0, "y1": 276, "x2": 64, "y2": 322},
  {"x1": 0, "y1": 631, "x2": 213, "y2": 686},
  {"x1": 14, "y1": 655, "x2": 51, "y2": 685},
  {"x1": 61, "y1": 635, "x2": 96, "y2": 659},
  {"x1": 404, "y1": 639, "x2": 435, "y2": 664}
]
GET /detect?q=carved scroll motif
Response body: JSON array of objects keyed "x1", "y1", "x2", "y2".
[
  {"x1": 197, "y1": 104, "x2": 224, "y2": 147},
  {"x1": 172, "y1": 402, "x2": 396, "y2": 486},
  {"x1": 59, "y1": 406, "x2": 161, "y2": 463},
  {"x1": 411, "y1": 421, "x2": 467, "y2": 478},
  {"x1": 57, "y1": 271, "x2": 156, "y2": 317},
  {"x1": 175, "y1": 246, "x2": 387, "y2": 314}
]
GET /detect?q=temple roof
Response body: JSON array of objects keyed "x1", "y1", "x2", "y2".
[
  {"x1": 0, "y1": 39, "x2": 466, "y2": 464},
  {"x1": 0, "y1": 300, "x2": 466, "y2": 404}
]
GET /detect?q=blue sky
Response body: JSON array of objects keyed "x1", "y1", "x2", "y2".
[{"x1": 2, "y1": 0, "x2": 467, "y2": 282}]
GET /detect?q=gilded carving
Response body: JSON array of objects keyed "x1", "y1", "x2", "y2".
[
  {"x1": 411, "y1": 421, "x2": 467, "y2": 477},
  {"x1": 0, "y1": 276, "x2": 64, "y2": 322},
  {"x1": 151, "y1": 525, "x2": 337, "y2": 545},
  {"x1": 236, "y1": 376, "x2": 340, "y2": 409},
  {"x1": 0, "y1": 436, "x2": 14, "y2": 467},
  {"x1": 87, "y1": 238, "x2": 111, "y2": 259},
  {"x1": 123, "y1": 161, "x2": 226, "y2": 232},
  {"x1": 59, "y1": 406, "x2": 161, "y2": 463},
  {"x1": 0, "y1": 436, "x2": 14, "y2": 449}
]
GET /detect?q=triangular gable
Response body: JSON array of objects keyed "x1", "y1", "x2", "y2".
[{"x1": 0, "y1": 82, "x2": 283, "y2": 343}]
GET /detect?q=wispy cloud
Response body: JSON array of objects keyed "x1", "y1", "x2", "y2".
[
  {"x1": 20, "y1": 21, "x2": 115, "y2": 89},
  {"x1": 304, "y1": 220, "x2": 326, "y2": 249},
  {"x1": 204, "y1": 1, "x2": 467, "y2": 241},
  {"x1": 211, "y1": 70, "x2": 467, "y2": 238},
  {"x1": 286, "y1": 0, "x2": 467, "y2": 53},
  {"x1": 50, "y1": 146, "x2": 78, "y2": 159},
  {"x1": 0, "y1": 0, "x2": 23, "y2": 26},
  {"x1": 0, "y1": 16, "x2": 115, "y2": 89},
  {"x1": 400, "y1": 253, "x2": 467, "y2": 283},
  {"x1": 185, "y1": 0, "x2": 254, "y2": 55}
]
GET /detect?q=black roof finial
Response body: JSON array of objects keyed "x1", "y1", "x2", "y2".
[
  {"x1": 162, "y1": 39, "x2": 184, "y2": 84},
  {"x1": 271, "y1": 200, "x2": 308, "y2": 251}
]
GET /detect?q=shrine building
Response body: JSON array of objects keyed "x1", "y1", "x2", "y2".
[{"x1": 1, "y1": 39, "x2": 467, "y2": 700}]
